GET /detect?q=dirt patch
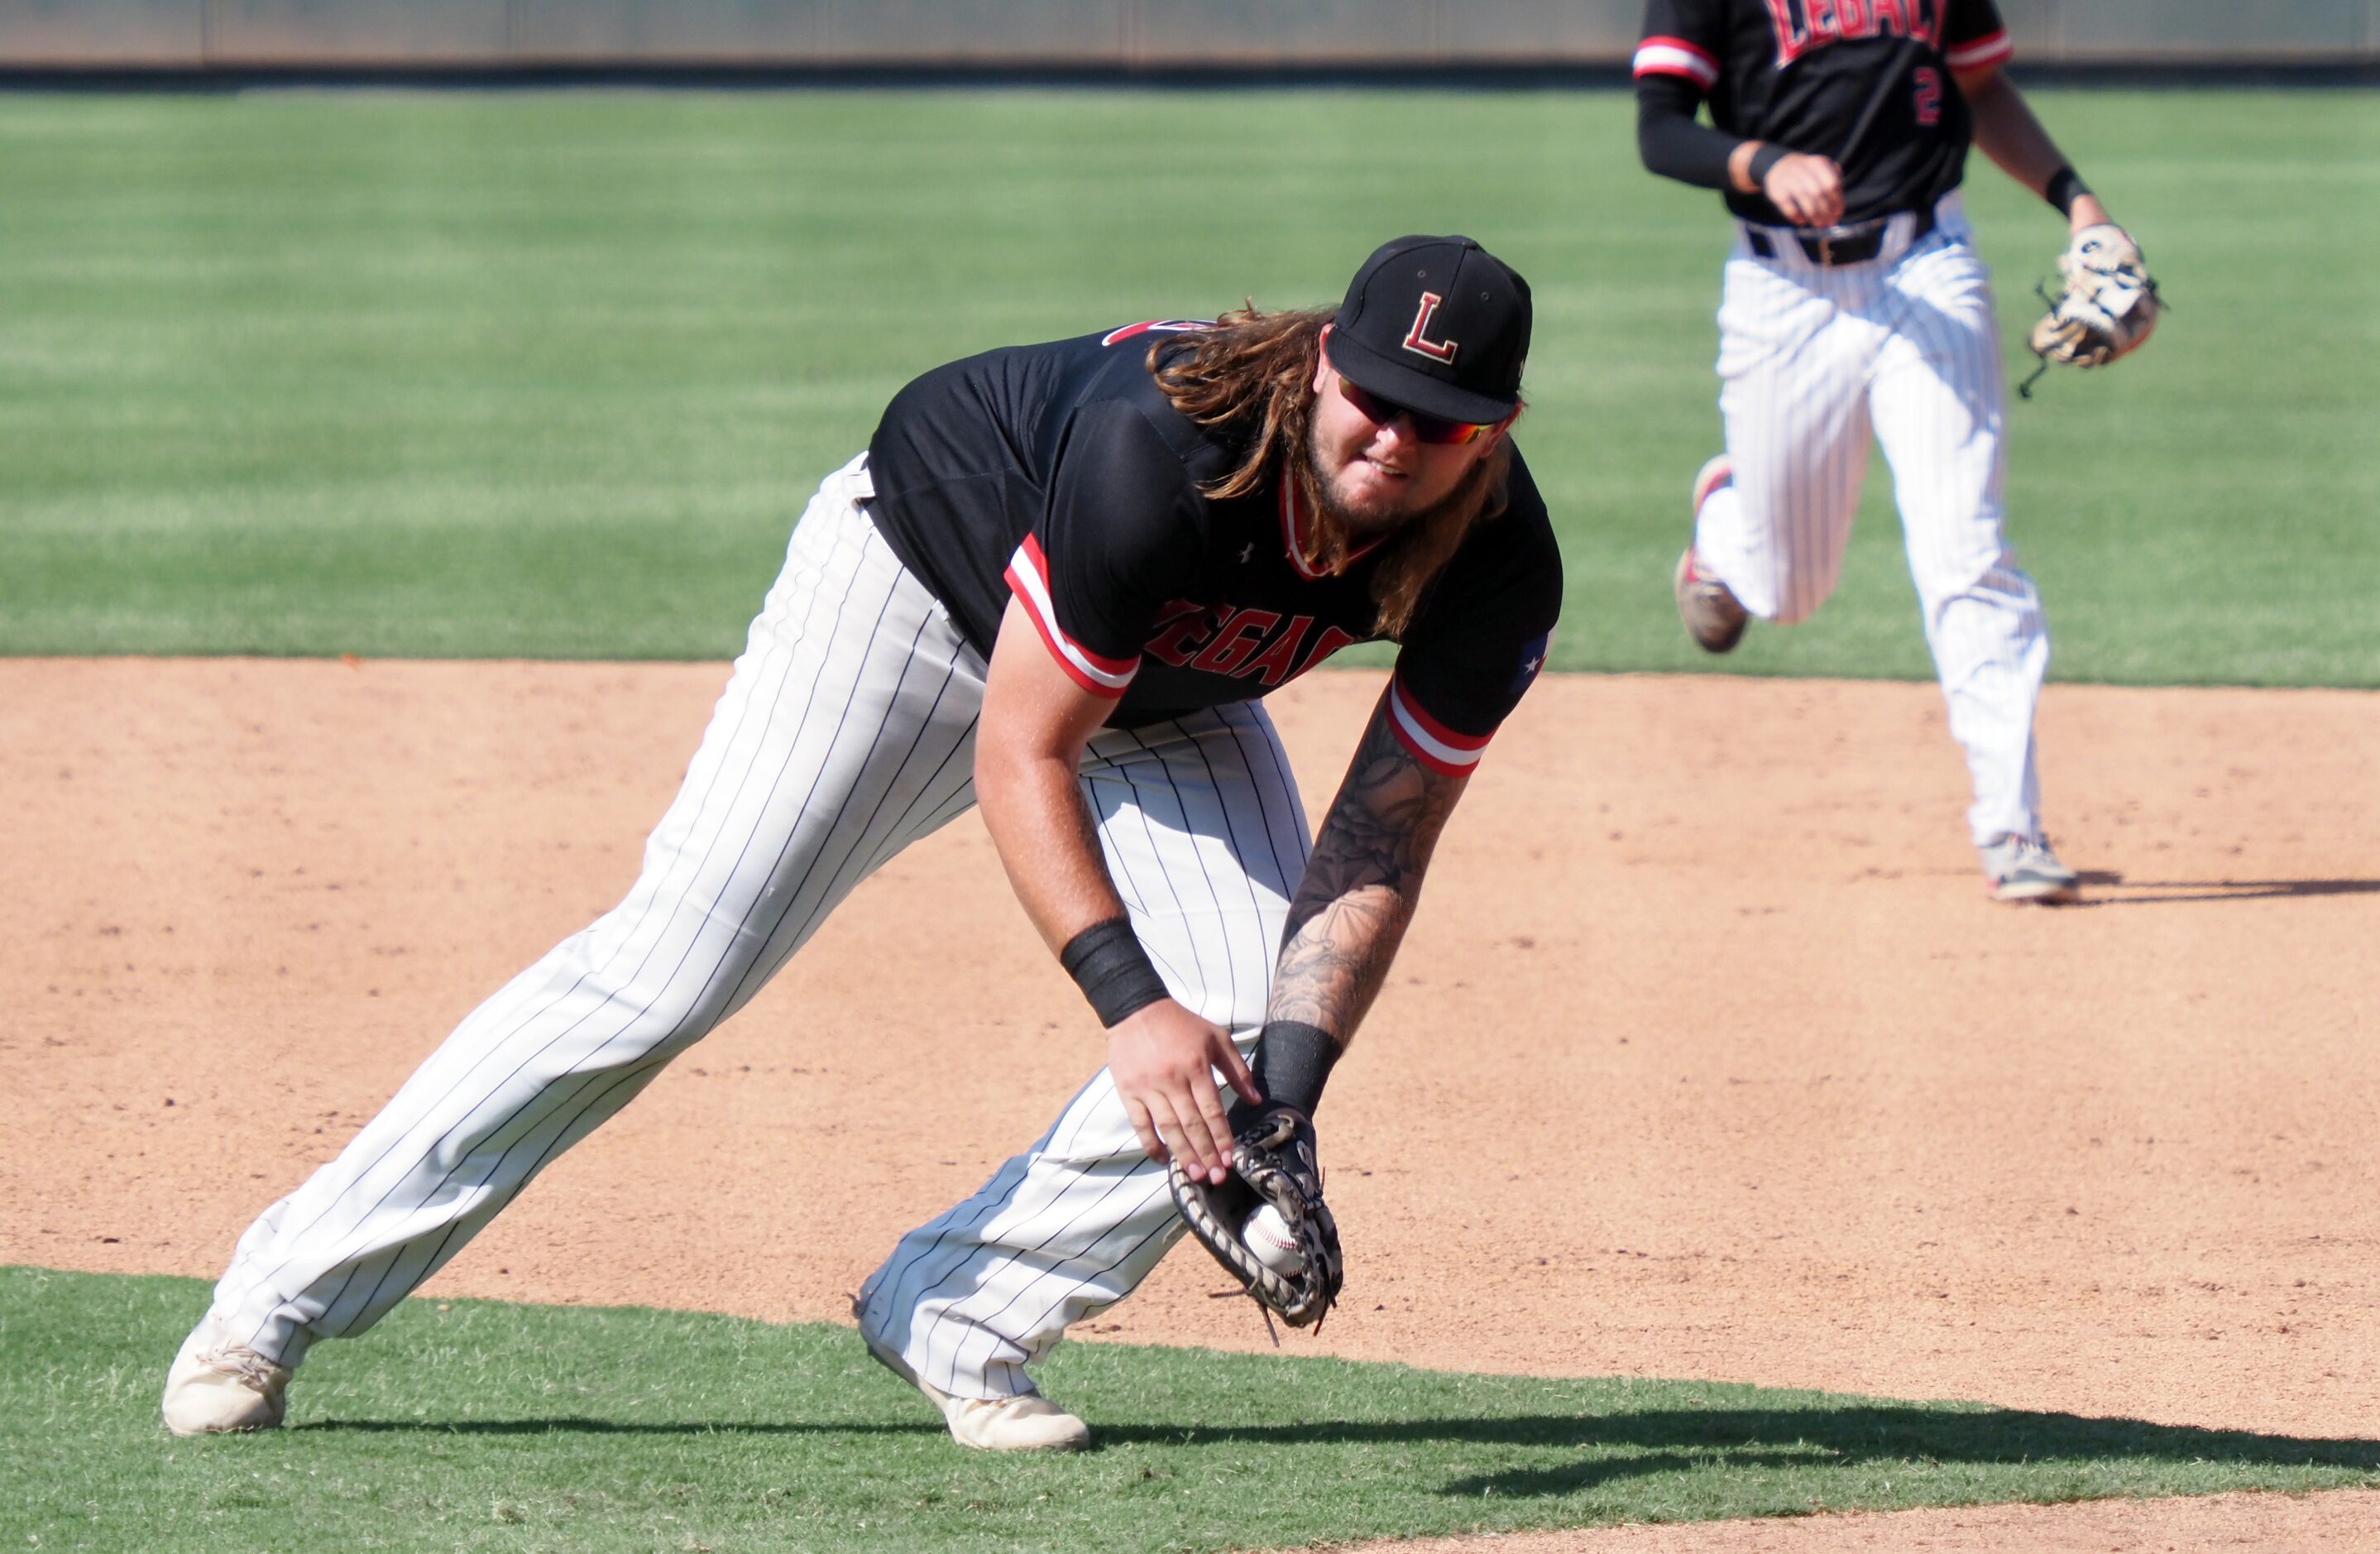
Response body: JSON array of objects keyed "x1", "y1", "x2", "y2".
[{"x1": 7, "y1": 659, "x2": 2378, "y2": 1547}]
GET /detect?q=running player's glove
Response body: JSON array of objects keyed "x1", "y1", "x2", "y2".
[
  {"x1": 2027, "y1": 224, "x2": 2160, "y2": 371},
  {"x1": 1168, "y1": 1104, "x2": 1342, "y2": 1332}
]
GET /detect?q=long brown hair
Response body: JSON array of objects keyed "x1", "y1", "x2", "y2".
[{"x1": 1150, "y1": 305, "x2": 1517, "y2": 640}]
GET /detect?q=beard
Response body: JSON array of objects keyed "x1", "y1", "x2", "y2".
[
  {"x1": 1301, "y1": 418, "x2": 1500, "y2": 544},
  {"x1": 1286, "y1": 402, "x2": 1515, "y2": 640}
]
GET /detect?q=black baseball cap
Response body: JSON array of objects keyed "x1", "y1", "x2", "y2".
[{"x1": 1327, "y1": 234, "x2": 1531, "y2": 426}]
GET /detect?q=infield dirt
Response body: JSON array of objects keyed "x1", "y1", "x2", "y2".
[{"x1": 7, "y1": 658, "x2": 2376, "y2": 1550}]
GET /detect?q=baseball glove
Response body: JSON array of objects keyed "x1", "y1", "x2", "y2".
[
  {"x1": 2023, "y1": 224, "x2": 2160, "y2": 388},
  {"x1": 1168, "y1": 1105, "x2": 1343, "y2": 1334}
]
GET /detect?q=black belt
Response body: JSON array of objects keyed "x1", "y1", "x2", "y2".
[{"x1": 1745, "y1": 205, "x2": 1936, "y2": 266}]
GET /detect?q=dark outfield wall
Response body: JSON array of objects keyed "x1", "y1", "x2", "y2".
[{"x1": 2, "y1": 0, "x2": 2375, "y2": 70}]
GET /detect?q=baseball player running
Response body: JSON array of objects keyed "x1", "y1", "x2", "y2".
[
  {"x1": 1635, "y1": 0, "x2": 2146, "y2": 902},
  {"x1": 162, "y1": 236, "x2": 1559, "y2": 1451}
]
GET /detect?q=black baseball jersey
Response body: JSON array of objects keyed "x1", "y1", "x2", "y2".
[
  {"x1": 1635, "y1": 0, "x2": 2013, "y2": 226},
  {"x1": 864, "y1": 321, "x2": 1561, "y2": 775}
]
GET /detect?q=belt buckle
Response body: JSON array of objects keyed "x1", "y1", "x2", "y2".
[{"x1": 1807, "y1": 222, "x2": 1867, "y2": 266}]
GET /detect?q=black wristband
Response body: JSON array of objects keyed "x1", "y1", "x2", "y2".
[
  {"x1": 1241, "y1": 1019, "x2": 1342, "y2": 1120},
  {"x1": 1059, "y1": 917, "x2": 1169, "y2": 1029},
  {"x1": 1745, "y1": 142, "x2": 1788, "y2": 190},
  {"x1": 2044, "y1": 166, "x2": 2090, "y2": 218}
]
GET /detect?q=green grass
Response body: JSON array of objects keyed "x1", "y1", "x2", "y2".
[
  {"x1": 0, "y1": 89, "x2": 2374, "y2": 683},
  {"x1": 3, "y1": 1268, "x2": 2376, "y2": 1552}
]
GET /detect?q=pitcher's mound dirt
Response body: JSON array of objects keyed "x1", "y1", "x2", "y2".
[{"x1": 5, "y1": 659, "x2": 2376, "y2": 1551}]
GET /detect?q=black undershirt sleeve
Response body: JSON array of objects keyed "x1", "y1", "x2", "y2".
[{"x1": 1635, "y1": 74, "x2": 1743, "y2": 192}]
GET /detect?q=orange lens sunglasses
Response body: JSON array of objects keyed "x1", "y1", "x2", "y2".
[{"x1": 1334, "y1": 374, "x2": 1496, "y2": 446}]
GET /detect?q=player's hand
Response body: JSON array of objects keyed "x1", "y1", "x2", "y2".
[
  {"x1": 1764, "y1": 153, "x2": 1846, "y2": 227},
  {"x1": 2066, "y1": 191, "x2": 2113, "y2": 236},
  {"x1": 1107, "y1": 1000, "x2": 1261, "y2": 1186}
]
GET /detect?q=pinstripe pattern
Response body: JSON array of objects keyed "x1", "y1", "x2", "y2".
[
  {"x1": 1693, "y1": 194, "x2": 2049, "y2": 845},
  {"x1": 204, "y1": 456, "x2": 998, "y2": 1365},
  {"x1": 855, "y1": 701, "x2": 1310, "y2": 1401},
  {"x1": 198, "y1": 457, "x2": 1320, "y2": 1398}
]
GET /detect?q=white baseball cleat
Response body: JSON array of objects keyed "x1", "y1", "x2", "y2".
[
  {"x1": 1980, "y1": 833, "x2": 2081, "y2": 904},
  {"x1": 856, "y1": 1318, "x2": 1089, "y2": 1452},
  {"x1": 934, "y1": 1389, "x2": 1093, "y2": 1453},
  {"x1": 161, "y1": 1318, "x2": 292, "y2": 1436}
]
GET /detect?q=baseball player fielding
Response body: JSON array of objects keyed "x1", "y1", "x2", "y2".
[
  {"x1": 1635, "y1": 0, "x2": 2153, "y2": 904},
  {"x1": 162, "y1": 235, "x2": 1559, "y2": 1451}
]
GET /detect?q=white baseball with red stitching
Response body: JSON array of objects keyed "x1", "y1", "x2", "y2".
[{"x1": 1243, "y1": 1203, "x2": 1303, "y2": 1276}]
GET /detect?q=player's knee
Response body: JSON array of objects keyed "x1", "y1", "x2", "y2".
[
  {"x1": 1916, "y1": 545, "x2": 2032, "y2": 609},
  {"x1": 554, "y1": 966, "x2": 740, "y2": 1065},
  {"x1": 1727, "y1": 570, "x2": 1825, "y2": 626}
]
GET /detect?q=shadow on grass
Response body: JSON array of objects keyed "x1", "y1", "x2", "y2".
[
  {"x1": 297, "y1": 1404, "x2": 2380, "y2": 1497},
  {"x1": 299, "y1": 1417, "x2": 943, "y2": 1438},
  {"x1": 1104, "y1": 1407, "x2": 2380, "y2": 1490}
]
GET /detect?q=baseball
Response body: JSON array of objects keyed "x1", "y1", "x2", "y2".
[{"x1": 1243, "y1": 1203, "x2": 1302, "y2": 1277}]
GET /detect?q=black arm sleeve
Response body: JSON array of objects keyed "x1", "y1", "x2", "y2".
[{"x1": 1635, "y1": 74, "x2": 1745, "y2": 191}]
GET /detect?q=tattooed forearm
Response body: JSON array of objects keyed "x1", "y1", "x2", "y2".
[{"x1": 1267, "y1": 701, "x2": 1467, "y2": 1036}]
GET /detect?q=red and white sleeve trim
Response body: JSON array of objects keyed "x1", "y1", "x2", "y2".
[
  {"x1": 1386, "y1": 679, "x2": 1492, "y2": 779},
  {"x1": 1003, "y1": 535, "x2": 1137, "y2": 698},
  {"x1": 1944, "y1": 29, "x2": 2012, "y2": 70},
  {"x1": 1632, "y1": 36, "x2": 1720, "y2": 89}
]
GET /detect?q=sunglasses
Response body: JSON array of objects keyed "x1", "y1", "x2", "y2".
[{"x1": 1334, "y1": 374, "x2": 1497, "y2": 446}]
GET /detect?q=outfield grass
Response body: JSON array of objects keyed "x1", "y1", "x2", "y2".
[
  {"x1": 3, "y1": 1269, "x2": 2375, "y2": 1553},
  {"x1": 0, "y1": 89, "x2": 2373, "y2": 683}
]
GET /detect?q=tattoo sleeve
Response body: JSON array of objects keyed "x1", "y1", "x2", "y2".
[{"x1": 1267, "y1": 693, "x2": 1468, "y2": 1039}]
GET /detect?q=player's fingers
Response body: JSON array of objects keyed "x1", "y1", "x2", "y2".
[
  {"x1": 1140, "y1": 1089, "x2": 1182, "y2": 1159},
  {"x1": 1183, "y1": 1073, "x2": 1239, "y2": 1187},
  {"x1": 1813, "y1": 161, "x2": 1845, "y2": 223},
  {"x1": 1123, "y1": 1095, "x2": 1164, "y2": 1163},
  {"x1": 1766, "y1": 158, "x2": 1815, "y2": 223},
  {"x1": 1214, "y1": 1035, "x2": 1262, "y2": 1106},
  {"x1": 1147, "y1": 1093, "x2": 1209, "y2": 1178},
  {"x1": 1175, "y1": 1091, "x2": 1231, "y2": 1184},
  {"x1": 1167, "y1": 1080, "x2": 1231, "y2": 1184}
]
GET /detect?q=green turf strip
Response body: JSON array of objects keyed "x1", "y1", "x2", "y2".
[
  {"x1": 3, "y1": 1268, "x2": 2374, "y2": 1552},
  {"x1": 0, "y1": 89, "x2": 2375, "y2": 684}
]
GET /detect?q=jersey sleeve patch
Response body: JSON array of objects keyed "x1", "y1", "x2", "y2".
[
  {"x1": 1632, "y1": 36, "x2": 1721, "y2": 89},
  {"x1": 1386, "y1": 676, "x2": 1492, "y2": 779},
  {"x1": 1944, "y1": 29, "x2": 2012, "y2": 70},
  {"x1": 1005, "y1": 535, "x2": 1138, "y2": 698},
  {"x1": 1506, "y1": 628, "x2": 1552, "y2": 698}
]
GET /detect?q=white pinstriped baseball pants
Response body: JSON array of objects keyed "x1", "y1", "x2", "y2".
[
  {"x1": 1691, "y1": 194, "x2": 2049, "y2": 846},
  {"x1": 198, "y1": 453, "x2": 1309, "y2": 1398}
]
